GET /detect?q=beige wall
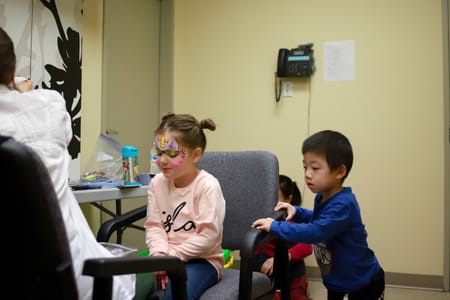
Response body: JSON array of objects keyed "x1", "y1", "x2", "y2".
[
  {"x1": 171, "y1": 0, "x2": 445, "y2": 278},
  {"x1": 80, "y1": 0, "x2": 103, "y2": 232},
  {"x1": 82, "y1": 0, "x2": 448, "y2": 287}
]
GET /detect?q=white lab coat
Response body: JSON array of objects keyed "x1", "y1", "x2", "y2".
[{"x1": 0, "y1": 84, "x2": 136, "y2": 300}]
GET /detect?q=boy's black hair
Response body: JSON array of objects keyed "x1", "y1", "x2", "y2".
[{"x1": 302, "y1": 130, "x2": 353, "y2": 181}]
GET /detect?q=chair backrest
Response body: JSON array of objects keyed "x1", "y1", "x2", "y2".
[
  {"x1": 2, "y1": 136, "x2": 78, "y2": 300},
  {"x1": 198, "y1": 151, "x2": 279, "y2": 250}
]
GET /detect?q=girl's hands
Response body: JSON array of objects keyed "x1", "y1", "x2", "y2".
[
  {"x1": 151, "y1": 252, "x2": 169, "y2": 290},
  {"x1": 155, "y1": 271, "x2": 169, "y2": 290},
  {"x1": 260, "y1": 257, "x2": 274, "y2": 276}
]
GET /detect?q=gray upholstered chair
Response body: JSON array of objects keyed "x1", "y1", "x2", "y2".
[
  {"x1": 98, "y1": 150, "x2": 291, "y2": 300},
  {"x1": 1, "y1": 136, "x2": 187, "y2": 300},
  {"x1": 197, "y1": 151, "x2": 290, "y2": 300}
]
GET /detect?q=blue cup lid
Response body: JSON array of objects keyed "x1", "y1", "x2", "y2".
[{"x1": 122, "y1": 145, "x2": 138, "y2": 158}]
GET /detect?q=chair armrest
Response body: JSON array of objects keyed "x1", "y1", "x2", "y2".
[
  {"x1": 83, "y1": 255, "x2": 187, "y2": 300},
  {"x1": 240, "y1": 210, "x2": 287, "y2": 258},
  {"x1": 238, "y1": 210, "x2": 290, "y2": 300},
  {"x1": 272, "y1": 227, "x2": 290, "y2": 299},
  {"x1": 97, "y1": 205, "x2": 147, "y2": 242}
]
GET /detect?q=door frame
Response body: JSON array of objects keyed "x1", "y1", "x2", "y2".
[{"x1": 442, "y1": 0, "x2": 449, "y2": 291}]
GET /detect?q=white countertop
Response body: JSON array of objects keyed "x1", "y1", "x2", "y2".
[{"x1": 73, "y1": 185, "x2": 148, "y2": 204}]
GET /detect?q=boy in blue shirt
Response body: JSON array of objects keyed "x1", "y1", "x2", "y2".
[{"x1": 252, "y1": 130, "x2": 385, "y2": 300}]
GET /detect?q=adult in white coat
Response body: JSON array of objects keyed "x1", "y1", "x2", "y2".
[{"x1": 0, "y1": 27, "x2": 136, "y2": 300}]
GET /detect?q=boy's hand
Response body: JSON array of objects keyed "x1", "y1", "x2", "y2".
[
  {"x1": 274, "y1": 201, "x2": 296, "y2": 220},
  {"x1": 251, "y1": 217, "x2": 274, "y2": 232}
]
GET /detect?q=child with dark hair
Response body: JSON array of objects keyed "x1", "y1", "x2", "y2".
[
  {"x1": 252, "y1": 130, "x2": 385, "y2": 300},
  {"x1": 278, "y1": 174, "x2": 302, "y2": 206},
  {"x1": 144, "y1": 113, "x2": 226, "y2": 300},
  {"x1": 253, "y1": 174, "x2": 312, "y2": 300}
]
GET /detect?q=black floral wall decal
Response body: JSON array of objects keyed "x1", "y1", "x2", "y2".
[{"x1": 40, "y1": 0, "x2": 82, "y2": 160}]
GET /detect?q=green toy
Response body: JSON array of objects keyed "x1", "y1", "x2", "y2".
[{"x1": 137, "y1": 249, "x2": 234, "y2": 268}]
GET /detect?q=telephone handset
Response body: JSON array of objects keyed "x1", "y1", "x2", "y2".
[
  {"x1": 276, "y1": 43, "x2": 315, "y2": 77},
  {"x1": 276, "y1": 48, "x2": 289, "y2": 77}
]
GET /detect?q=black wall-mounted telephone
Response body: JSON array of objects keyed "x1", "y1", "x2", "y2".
[{"x1": 277, "y1": 43, "x2": 315, "y2": 77}]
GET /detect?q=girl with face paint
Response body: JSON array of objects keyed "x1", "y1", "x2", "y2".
[{"x1": 144, "y1": 113, "x2": 226, "y2": 300}]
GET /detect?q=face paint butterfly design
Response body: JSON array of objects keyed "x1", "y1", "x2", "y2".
[{"x1": 155, "y1": 134, "x2": 182, "y2": 158}]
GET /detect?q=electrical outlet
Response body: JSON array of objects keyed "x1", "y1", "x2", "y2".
[{"x1": 282, "y1": 81, "x2": 293, "y2": 97}]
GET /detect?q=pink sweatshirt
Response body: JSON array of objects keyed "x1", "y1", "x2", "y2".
[{"x1": 144, "y1": 170, "x2": 226, "y2": 278}]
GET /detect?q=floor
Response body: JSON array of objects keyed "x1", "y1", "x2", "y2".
[{"x1": 307, "y1": 279, "x2": 450, "y2": 300}]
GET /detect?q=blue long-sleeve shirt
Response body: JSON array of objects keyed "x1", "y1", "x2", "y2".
[{"x1": 269, "y1": 187, "x2": 381, "y2": 293}]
